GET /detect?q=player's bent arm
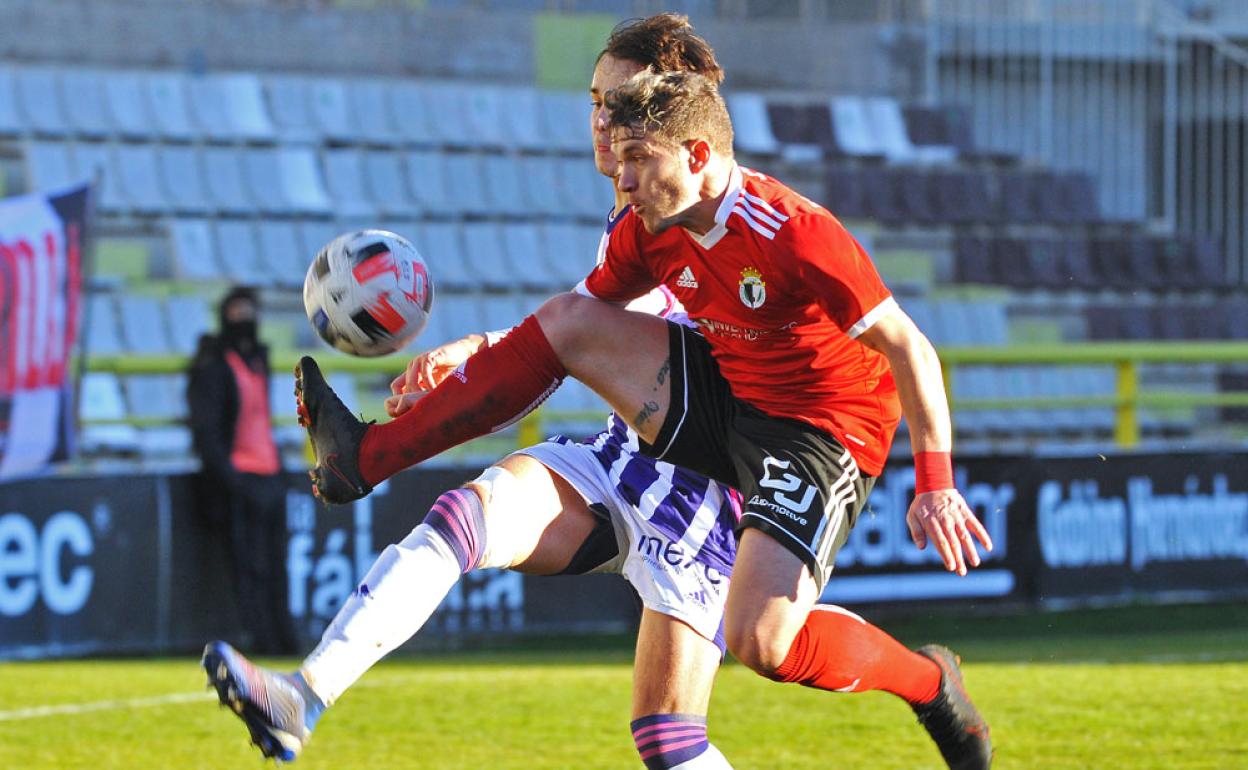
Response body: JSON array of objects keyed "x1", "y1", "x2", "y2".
[{"x1": 854, "y1": 307, "x2": 951, "y2": 455}]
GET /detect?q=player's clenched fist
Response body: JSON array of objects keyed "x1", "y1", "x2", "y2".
[
  {"x1": 385, "y1": 334, "x2": 487, "y2": 417},
  {"x1": 905, "y1": 489, "x2": 993, "y2": 577}
]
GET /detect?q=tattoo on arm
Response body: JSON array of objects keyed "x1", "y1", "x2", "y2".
[
  {"x1": 633, "y1": 400, "x2": 660, "y2": 428},
  {"x1": 656, "y1": 357, "x2": 671, "y2": 386}
]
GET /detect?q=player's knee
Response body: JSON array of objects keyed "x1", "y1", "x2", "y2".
[
  {"x1": 723, "y1": 627, "x2": 789, "y2": 676},
  {"x1": 534, "y1": 293, "x2": 603, "y2": 354},
  {"x1": 422, "y1": 487, "x2": 487, "y2": 573}
]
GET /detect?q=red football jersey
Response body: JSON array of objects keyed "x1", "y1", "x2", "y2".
[{"x1": 578, "y1": 165, "x2": 901, "y2": 476}]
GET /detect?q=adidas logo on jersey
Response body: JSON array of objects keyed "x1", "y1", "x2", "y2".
[{"x1": 676, "y1": 266, "x2": 699, "y2": 289}]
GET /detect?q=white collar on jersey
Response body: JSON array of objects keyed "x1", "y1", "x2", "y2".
[{"x1": 683, "y1": 163, "x2": 743, "y2": 250}]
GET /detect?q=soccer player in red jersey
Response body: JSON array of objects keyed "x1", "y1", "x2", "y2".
[{"x1": 294, "y1": 69, "x2": 994, "y2": 768}]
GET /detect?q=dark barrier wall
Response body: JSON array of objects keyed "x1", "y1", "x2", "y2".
[
  {"x1": 3, "y1": 452, "x2": 1247, "y2": 659},
  {"x1": 0, "y1": 469, "x2": 638, "y2": 660}
]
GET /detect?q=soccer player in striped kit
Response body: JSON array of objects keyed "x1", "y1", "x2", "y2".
[{"x1": 204, "y1": 16, "x2": 738, "y2": 768}]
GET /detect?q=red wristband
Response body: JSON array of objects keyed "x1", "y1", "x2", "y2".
[{"x1": 914, "y1": 451, "x2": 954, "y2": 494}]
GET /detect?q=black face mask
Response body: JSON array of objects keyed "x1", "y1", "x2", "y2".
[{"x1": 222, "y1": 320, "x2": 258, "y2": 350}]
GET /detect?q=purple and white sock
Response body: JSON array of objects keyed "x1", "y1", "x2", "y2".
[
  {"x1": 423, "y1": 487, "x2": 487, "y2": 572},
  {"x1": 631, "y1": 713, "x2": 710, "y2": 769}
]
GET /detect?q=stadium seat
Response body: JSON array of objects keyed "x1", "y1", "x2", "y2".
[
  {"x1": 84, "y1": 294, "x2": 125, "y2": 355},
  {"x1": 1056, "y1": 237, "x2": 1098, "y2": 290},
  {"x1": 347, "y1": 78, "x2": 403, "y2": 146},
  {"x1": 503, "y1": 86, "x2": 547, "y2": 152},
  {"x1": 362, "y1": 150, "x2": 420, "y2": 218},
  {"x1": 79, "y1": 372, "x2": 141, "y2": 455},
  {"x1": 423, "y1": 82, "x2": 478, "y2": 148},
  {"x1": 201, "y1": 147, "x2": 255, "y2": 215},
  {"x1": 215, "y1": 220, "x2": 272, "y2": 286},
  {"x1": 143, "y1": 71, "x2": 197, "y2": 141},
  {"x1": 13, "y1": 67, "x2": 71, "y2": 137},
  {"x1": 502, "y1": 224, "x2": 555, "y2": 291},
  {"x1": 263, "y1": 74, "x2": 321, "y2": 144},
  {"x1": 118, "y1": 295, "x2": 174, "y2": 354},
  {"x1": 518, "y1": 155, "x2": 565, "y2": 216},
  {"x1": 863, "y1": 96, "x2": 919, "y2": 163},
  {"x1": 540, "y1": 222, "x2": 594, "y2": 288},
  {"x1": 858, "y1": 165, "x2": 902, "y2": 223},
  {"x1": 930, "y1": 169, "x2": 995, "y2": 224},
  {"x1": 113, "y1": 145, "x2": 168, "y2": 215},
  {"x1": 59, "y1": 68, "x2": 115, "y2": 138},
  {"x1": 322, "y1": 149, "x2": 377, "y2": 219},
  {"x1": 168, "y1": 219, "x2": 225, "y2": 281},
  {"x1": 125, "y1": 375, "x2": 187, "y2": 422},
  {"x1": 404, "y1": 150, "x2": 459, "y2": 216},
  {"x1": 295, "y1": 220, "x2": 339, "y2": 269},
  {"x1": 0, "y1": 68, "x2": 23, "y2": 136},
  {"x1": 219, "y1": 73, "x2": 276, "y2": 141},
  {"x1": 442, "y1": 153, "x2": 490, "y2": 215},
  {"x1": 726, "y1": 93, "x2": 781, "y2": 156},
  {"x1": 953, "y1": 236, "x2": 996, "y2": 285},
  {"x1": 102, "y1": 70, "x2": 157, "y2": 141},
  {"x1": 23, "y1": 141, "x2": 77, "y2": 191},
  {"x1": 996, "y1": 170, "x2": 1039, "y2": 223},
  {"x1": 185, "y1": 75, "x2": 236, "y2": 143},
  {"x1": 409, "y1": 222, "x2": 470, "y2": 291},
  {"x1": 165, "y1": 294, "x2": 212, "y2": 355},
  {"x1": 766, "y1": 102, "x2": 835, "y2": 159},
  {"x1": 1186, "y1": 235, "x2": 1228, "y2": 290},
  {"x1": 240, "y1": 148, "x2": 287, "y2": 215},
  {"x1": 461, "y1": 222, "x2": 515, "y2": 290},
  {"x1": 438, "y1": 293, "x2": 487, "y2": 340},
  {"x1": 830, "y1": 96, "x2": 886, "y2": 159},
  {"x1": 555, "y1": 157, "x2": 609, "y2": 218},
  {"x1": 275, "y1": 147, "x2": 332, "y2": 215},
  {"x1": 388, "y1": 80, "x2": 441, "y2": 146},
  {"x1": 70, "y1": 143, "x2": 128, "y2": 214},
  {"x1": 890, "y1": 168, "x2": 935, "y2": 224},
  {"x1": 823, "y1": 166, "x2": 868, "y2": 219},
  {"x1": 462, "y1": 85, "x2": 509, "y2": 150},
  {"x1": 308, "y1": 77, "x2": 357, "y2": 144},
  {"x1": 900, "y1": 105, "x2": 960, "y2": 160},
  {"x1": 538, "y1": 90, "x2": 586, "y2": 153},
  {"x1": 257, "y1": 220, "x2": 307, "y2": 289},
  {"x1": 157, "y1": 146, "x2": 213, "y2": 215},
  {"x1": 481, "y1": 154, "x2": 530, "y2": 217},
  {"x1": 1124, "y1": 237, "x2": 1166, "y2": 290},
  {"x1": 479, "y1": 293, "x2": 526, "y2": 334},
  {"x1": 1054, "y1": 171, "x2": 1101, "y2": 224}
]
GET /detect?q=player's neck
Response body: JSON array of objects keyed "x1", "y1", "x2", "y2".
[{"x1": 674, "y1": 158, "x2": 734, "y2": 236}]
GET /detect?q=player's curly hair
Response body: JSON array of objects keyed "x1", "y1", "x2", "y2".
[
  {"x1": 604, "y1": 69, "x2": 734, "y2": 157},
  {"x1": 598, "y1": 13, "x2": 724, "y2": 83}
]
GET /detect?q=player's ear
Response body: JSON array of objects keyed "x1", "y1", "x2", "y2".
[{"x1": 687, "y1": 139, "x2": 711, "y2": 173}]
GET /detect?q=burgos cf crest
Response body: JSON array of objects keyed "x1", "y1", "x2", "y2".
[{"x1": 738, "y1": 267, "x2": 766, "y2": 309}]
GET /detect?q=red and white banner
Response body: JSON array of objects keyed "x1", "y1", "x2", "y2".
[{"x1": 0, "y1": 183, "x2": 89, "y2": 479}]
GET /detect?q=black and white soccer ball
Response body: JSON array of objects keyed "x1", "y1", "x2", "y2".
[{"x1": 303, "y1": 230, "x2": 434, "y2": 357}]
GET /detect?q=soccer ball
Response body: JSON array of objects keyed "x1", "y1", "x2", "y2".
[{"x1": 303, "y1": 229, "x2": 434, "y2": 357}]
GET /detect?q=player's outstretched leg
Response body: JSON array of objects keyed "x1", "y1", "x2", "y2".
[
  {"x1": 294, "y1": 356, "x2": 373, "y2": 504},
  {"x1": 201, "y1": 640, "x2": 325, "y2": 762},
  {"x1": 911, "y1": 645, "x2": 993, "y2": 770}
]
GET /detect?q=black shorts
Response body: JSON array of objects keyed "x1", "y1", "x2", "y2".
[{"x1": 640, "y1": 321, "x2": 875, "y2": 590}]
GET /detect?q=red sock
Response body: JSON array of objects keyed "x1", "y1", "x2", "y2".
[
  {"x1": 770, "y1": 605, "x2": 941, "y2": 705},
  {"x1": 358, "y1": 315, "x2": 566, "y2": 485}
]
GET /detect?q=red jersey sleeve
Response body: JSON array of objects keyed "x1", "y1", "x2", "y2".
[
  {"x1": 783, "y1": 213, "x2": 896, "y2": 338},
  {"x1": 577, "y1": 214, "x2": 659, "y2": 303}
]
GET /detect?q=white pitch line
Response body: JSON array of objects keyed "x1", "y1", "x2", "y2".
[{"x1": 0, "y1": 691, "x2": 214, "y2": 722}]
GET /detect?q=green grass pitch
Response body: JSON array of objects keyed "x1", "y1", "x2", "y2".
[{"x1": 2, "y1": 603, "x2": 1246, "y2": 769}]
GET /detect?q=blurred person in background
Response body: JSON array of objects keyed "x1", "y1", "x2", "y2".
[{"x1": 188, "y1": 286, "x2": 295, "y2": 655}]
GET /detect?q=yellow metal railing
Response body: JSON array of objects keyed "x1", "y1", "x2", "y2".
[{"x1": 85, "y1": 341, "x2": 1248, "y2": 449}]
